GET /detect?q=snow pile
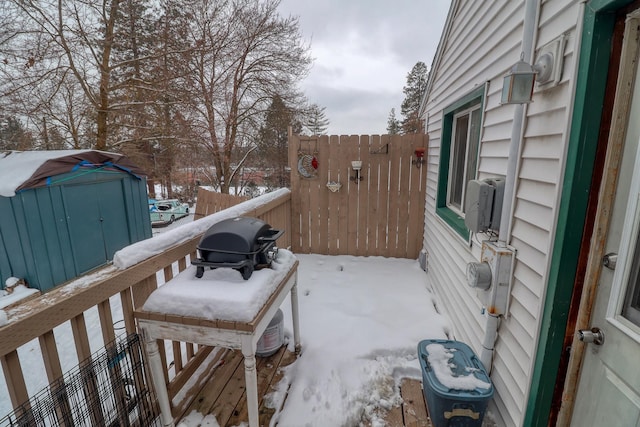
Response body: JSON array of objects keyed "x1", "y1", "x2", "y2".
[
  {"x1": 261, "y1": 255, "x2": 448, "y2": 426},
  {"x1": 0, "y1": 277, "x2": 39, "y2": 310},
  {"x1": 177, "y1": 413, "x2": 220, "y2": 427},
  {"x1": 113, "y1": 188, "x2": 290, "y2": 270},
  {"x1": 142, "y1": 249, "x2": 297, "y2": 322},
  {"x1": 425, "y1": 343, "x2": 491, "y2": 391},
  {"x1": 0, "y1": 252, "x2": 450, "y2": 425}
]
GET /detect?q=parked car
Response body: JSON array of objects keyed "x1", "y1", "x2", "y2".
[{"x1": 149, "y1": 199, "x2": 190, "y2": 226}]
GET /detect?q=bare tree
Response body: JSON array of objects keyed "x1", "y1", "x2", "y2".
[
  {"x1": 0, "y1": 1, "x2": 125, "y2": 150},
  {"x1": 180, "y1": 0, "x2": 311, "y2": 193},
  {"x1": 1, "y1": 0, "x2": 312, "y2": 198}
]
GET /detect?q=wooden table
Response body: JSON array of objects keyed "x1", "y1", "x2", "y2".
[{"x1": 135, "y1": 259, "x2": 300, "y2": 427}]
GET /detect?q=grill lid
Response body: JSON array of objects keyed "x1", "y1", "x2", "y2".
[
  {"x1": 197, "y1": 217, "x2": 273, "y2": 255},
  {"x1": 192, "y1": 216, "x2": 284, "y2": 280}
]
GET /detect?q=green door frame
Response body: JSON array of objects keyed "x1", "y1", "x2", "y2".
[{"x1": 523, "y1": 1, "x2": 633, "y2": 426}]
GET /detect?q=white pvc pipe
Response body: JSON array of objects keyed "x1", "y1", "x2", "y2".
[
  {"x1": 484, "y1": 0, "x2": 541, "y2": 373},
  {"x1": 498, "y1": 0, "x2": 540, "y2": 246},
  {"x1": 498, "y1": 104, "x2": 525, "y2": 247},
  {"x1": 480, "y1": 313, "x2": 501, "y2": 370}
]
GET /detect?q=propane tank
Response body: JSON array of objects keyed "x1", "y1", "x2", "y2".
[{"x1": 256, "y1": 309, "x2": 284, "y2": 357}]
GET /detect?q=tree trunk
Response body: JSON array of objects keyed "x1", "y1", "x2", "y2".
[{"x1": 95, "y1": 0, "x2": 121, "y2": 150}]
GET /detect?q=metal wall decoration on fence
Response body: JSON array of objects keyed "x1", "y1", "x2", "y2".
[
  {"x1": 296, "y1": 137, "x2": 319, "y2": 179},
  {"x1": 289, "y1": 133, "x2": 428, "y2": 259}
]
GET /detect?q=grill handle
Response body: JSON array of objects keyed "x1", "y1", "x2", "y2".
[{"x1": 257, "y1": 229, "x2": 284, "y2": 243}]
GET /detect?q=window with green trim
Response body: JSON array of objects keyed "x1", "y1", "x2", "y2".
[{"x1": 436, "y1": 85, "x2": 485, "y2": 239}]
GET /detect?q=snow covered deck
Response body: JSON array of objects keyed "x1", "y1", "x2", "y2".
[
  {"x1": 177, "y1": 345, "x2": 433, "y2": 427},
  {"x1": 0, "y1": 190, "x2": 499, "y2": 426},
  {"x1": 164, "y1": 253, "x2": 457, "y2": 427}
]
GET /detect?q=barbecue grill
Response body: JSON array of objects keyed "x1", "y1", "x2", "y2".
[{"x1": 192, "y1": 217, "x2": 284, "y2": 280}]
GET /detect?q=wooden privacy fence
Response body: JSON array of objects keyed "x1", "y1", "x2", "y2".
[
  {"x1": 289, "y1": 133, "x2": 428, "y2": 258},
  {"x1": 194, "y1": 189, "x2": 247, "y2": 220}
]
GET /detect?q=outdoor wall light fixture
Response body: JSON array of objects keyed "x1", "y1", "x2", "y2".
[
  {"x1": 350, "y1": 160, "x2": 363, "y2": 183},
  {"x1": 412, "y1": 147, "x2": 426, "y2": 168},
  {"x1": 501, "y1": 40, "x2": 564, "y2": 105},
  {"x1": 500, "y1": 55, "x2": 536, "y2": 104}
]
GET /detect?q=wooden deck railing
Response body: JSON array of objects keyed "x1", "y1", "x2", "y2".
[{"x1": 0, "y1": 189, "x2": 292, "y2": 422}]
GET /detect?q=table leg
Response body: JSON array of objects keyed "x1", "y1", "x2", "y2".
[
  {"x1": 242, "y1": 337, "x2": 259, "y2": 427},
  {"x1": 290, "y1": 271, "x2": 301, "y2": 355},
  {"x1": 142, "y1": 333, "x2": 174, "y2": 427}
]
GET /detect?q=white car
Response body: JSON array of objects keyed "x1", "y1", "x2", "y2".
[{"x1": 149, "y1": 199, "x2": 190, "y2": 226}]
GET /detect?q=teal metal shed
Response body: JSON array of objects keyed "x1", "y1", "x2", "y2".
[{"x1": 0, "y1": 150, "x2": 152, "y2": 293}]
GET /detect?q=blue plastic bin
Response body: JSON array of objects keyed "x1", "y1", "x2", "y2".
[{"x1": 418, "y1": 339, "x2": 494, "y2": 427}]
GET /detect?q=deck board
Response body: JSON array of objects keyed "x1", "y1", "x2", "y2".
[
  {"x1": 181, "y1": 348, "x2": 432, "y2": 426},
  {"x1": 258, "y1": 350, "x2": 296, "y2": 425},
  {"x1": 226, "y1": 346, "x2": 290, "y2": 426},
  {"x1": 400, "y1": 378, "x2": 432, "y2": 427},
  {"x1": 367, "y1": 378, "x2": 433, "y2": 427},
  {"x1": 186, "y1": 350, "x2": 244, "y2": 416}
]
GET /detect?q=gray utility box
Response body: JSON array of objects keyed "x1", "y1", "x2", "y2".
[{"x1": 464, "y1": 178, "x2": 505, "y2": 233}]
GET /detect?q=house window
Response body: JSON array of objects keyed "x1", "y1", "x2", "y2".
[
  {"x1": 448, "y1": 107, "x2": 482, "y2": 212},
  {"x1": 436, "y1": 85, "x2": 485, "y2": 239}
]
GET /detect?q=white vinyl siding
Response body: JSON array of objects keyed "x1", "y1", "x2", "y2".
[{"x1": 422, "y1": 0, "x2": 582, "y2": 426}]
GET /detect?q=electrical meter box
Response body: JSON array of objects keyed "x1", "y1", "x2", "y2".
[{"x1": 464, "y1": 178, "x2": 505, "y2": 233}]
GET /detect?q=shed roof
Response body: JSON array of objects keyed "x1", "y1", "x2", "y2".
[{"x1": 0, "y1": 150, "x2": 147, "y2": 197}]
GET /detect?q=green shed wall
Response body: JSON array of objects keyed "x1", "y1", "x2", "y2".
[{"x1": 0, "y1": 170, "x2": 151, "y2": 292}]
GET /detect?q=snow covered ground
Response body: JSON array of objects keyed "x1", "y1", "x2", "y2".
[{"x1": 253, "y1": 254, "x2": 450, "y2": 427}]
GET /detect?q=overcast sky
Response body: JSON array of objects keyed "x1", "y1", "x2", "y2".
[{"x1": 276, "y1": 0, "x2": 451, "y2": 135}]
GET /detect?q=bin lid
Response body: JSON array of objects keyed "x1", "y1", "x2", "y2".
[{"x1": 418, "y1": 339, "x2": 494, "y2": 399}]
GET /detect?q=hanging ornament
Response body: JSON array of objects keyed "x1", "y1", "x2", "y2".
[
  {"x1": 297, "y1": 154, "x2": 317, "y2": 178},
  {"x1": 297, "y1": 138, "x2": 319, "y2": 179}
]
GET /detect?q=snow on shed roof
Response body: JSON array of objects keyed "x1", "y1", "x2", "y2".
[{"x1": 0, "y1": 150, "x2": 147, "y2": 197}]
